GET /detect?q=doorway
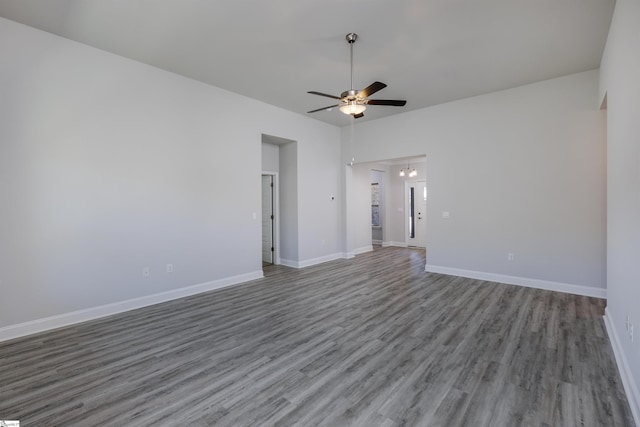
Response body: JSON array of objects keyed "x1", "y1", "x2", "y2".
[
  {"x1": 371, "y1": 170, "x2": 385, "y2": 245},
  {"x1": 261, "y1": 174, "x2": 275, "y2": 266},
  {"x1": 406, "y1": 180, "x2": 427, "y2": 248}
]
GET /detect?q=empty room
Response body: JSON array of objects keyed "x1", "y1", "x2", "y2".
[{"x1": 0, "y1": 0, "x2": 639, "y2": 426}]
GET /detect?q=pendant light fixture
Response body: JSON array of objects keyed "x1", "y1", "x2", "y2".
[{"x1": 400, "y1": 161, "x2": 417, "y2": 178}]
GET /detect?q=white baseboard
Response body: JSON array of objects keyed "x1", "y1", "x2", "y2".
[
  {"x1": 340, "y1": 246, "x2": 374, "y2": 260},
  {"x1": 279, "y1": 258, "x2": 298, "y2": 268},
  {"x1": 298, "y1": 253, "x2": 342, "y2": 268},
  {"x1": 0, "y1": 270, "x2": 264, "y2": 343},
  {"x1": 382, "y1": 241, "x2": 407, "y2": 248},
  {"x1": 353, "y1": 245, "x2": 373, "y2": 255},
  {"x1": 604, "y1": 308, "x2": 640, "y2": 425},
  {"x1": 424, "y1": 264, "x2": 607, "y2": 299},
  {"x1": 280, "y1": 253, "x2": 343, "y2": 269}
]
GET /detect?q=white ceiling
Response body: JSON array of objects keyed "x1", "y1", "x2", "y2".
[{"x1": 0, "y1": 0, "x2": 614, "y2": 127}]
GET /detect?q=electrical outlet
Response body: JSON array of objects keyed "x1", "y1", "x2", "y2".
[
  {"x1": 507, "y1": 253, "x2": 515, "y2": 261},
  {"x1": 166, "y1": 264, "x2": 174, "y2": 273},
  {"x1": 630, "y1": 323, "x2": 634, "y2": 342},
  {"x1": 143, "y1": 267, "x2": 150, "y2": 277}
]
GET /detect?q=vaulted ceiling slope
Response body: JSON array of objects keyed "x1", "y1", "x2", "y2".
[{"x1": 0, "y1": 0, "x2": 614, "y2": 126}]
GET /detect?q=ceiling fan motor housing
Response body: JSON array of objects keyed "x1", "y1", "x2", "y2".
[{"x1": 341, "y1": 89, "x2": 359, "y2": 101}]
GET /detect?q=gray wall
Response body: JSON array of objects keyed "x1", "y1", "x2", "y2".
[
  {"x1": 0, "y1": 17, "x2": 340, "y2": 330},
  {"x1": 599, "y1": 0, "x2": 640, "y2": 414},
  {"x1": 261, "y1": 141, "x2": 279, "y2": 172},
  {"x1": 342, "y1": 70, "x2": 606, "y2": 292}
]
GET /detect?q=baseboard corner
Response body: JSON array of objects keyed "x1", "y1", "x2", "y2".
[
  {"x1": 353, "y1": 245, "x2": 373, "y2": 256},
  {"x1": 384, "y1": 241, "x2": 408, "y2": 248}
]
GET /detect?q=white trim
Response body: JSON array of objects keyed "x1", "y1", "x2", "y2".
[
  {"x1": 0, "y1": 270, "x2": 264, "y2": 343},
  {"x1": 341, "y1": 246, "x2": 374, "y2": 260},
  {"x1": 424, "y1": 264, "x2": 606, "y2": 299},
  {"x1": 604, "y1": 308, "x2": 640, "y2": 425},
  {"x1": 279, "y1": 258, "x2": 299, "y2": 268},
  {"x1": 298, "y1": 253, "x2": 342, "y2": 268},
  {"x1": 383, "y1": 241, "x2": 408, "y2": 248},
  {"x1": 353, "y1": 245, "x2": 373, "y2": 255},
  {"x1": 280, "y1": 253, "x2": 343, "y2": 269}
]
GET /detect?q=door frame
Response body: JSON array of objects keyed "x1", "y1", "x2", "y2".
[
  {"x1": 405, "y1": 179, "x2": 427, "y2": 248},
  {"x1": 262, "y1": 171, "x2": 280, "y2": 265}
]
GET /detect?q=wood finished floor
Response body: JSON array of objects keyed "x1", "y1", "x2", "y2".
[{"x1": 0, "y1": 247, "x2": 635, "y2": 426}]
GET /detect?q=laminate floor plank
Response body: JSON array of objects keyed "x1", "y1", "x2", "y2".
[{"x1": 0, "y1": 246, "x2": 634, "y2": 426}]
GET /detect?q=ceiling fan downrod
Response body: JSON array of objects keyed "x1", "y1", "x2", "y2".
[{"x1": 346, "y1": 32, "x2": 357, "y2": 91}]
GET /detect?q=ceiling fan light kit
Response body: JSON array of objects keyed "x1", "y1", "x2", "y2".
[
  {"x1": 340, "y1": 100, "x2": 366, "y2": 115},
  {"x1": 307, "y1": 33, "x2": 406, "y2": 119}
]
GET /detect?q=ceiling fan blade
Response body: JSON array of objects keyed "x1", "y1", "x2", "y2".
[
  {"x1": 308, "y1": 91, "x2": 342, "y2": 100},
  {"x1": 357, "y1": 81, "x2": 387, "y2": 99},
  {"x1": 307, "y1": 104, "x2": 340, "y2": 113},
  {"x1": 365, "y1": 99, "x2": 407, "y2": 106},
  {"x1": 353, "y1": 112, "x2": 365, "y2": 119}
]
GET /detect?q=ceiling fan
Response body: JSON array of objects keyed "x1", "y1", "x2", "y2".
[{"x1": 307, "y1": 33, "x2": 407, "y2": 119}]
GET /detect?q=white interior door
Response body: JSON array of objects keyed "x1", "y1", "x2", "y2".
[
  {"x1": 261, "y1": 175, "x2": 274, "y2": 264},
  {"x1": 406, "y1": 180, "x2": 427, "y2": 248}
]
